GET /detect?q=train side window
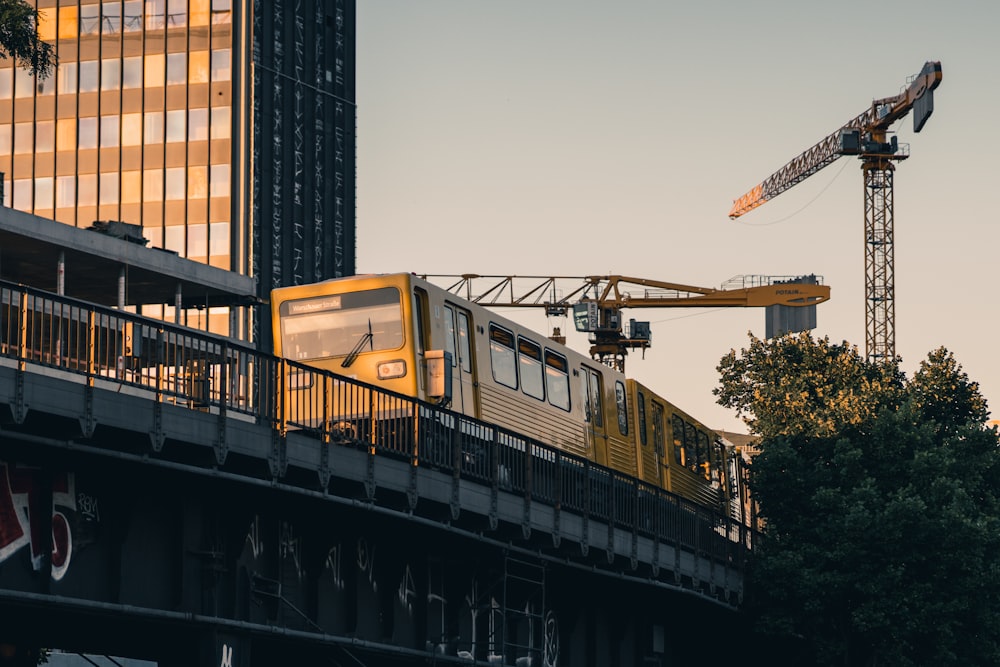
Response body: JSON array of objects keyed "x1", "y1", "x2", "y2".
[
  {"x1": 518, "y1": 336, "x2": 545, "y2": 400},
  {"x1": 581, "y1": 373, "x2": 591, "y2": 423},
  {"x1": 652, "y1": 401, "x2": 665, "y2": 461},
  {"x1": 587, "y1": 368, "x2": 603, "y2": 427},
  {"x1": 489, "y1": 324, "x2": 517, "y2": 389},
  {"x1": 637, "y1": 391, "x2": 647, "y2": 447},
  {"x1": 413, "y1": 290, "x2": 427, "y2": 355},
  {"x1": 444, "y1": 305, "x2": 458, "y2": 367},
  {"x1": 712, "y1": 437, "x2": 725, "y2": 489},
  {"x1": 672, "y1": 415, "x2": 686, "y2": 466},
  {"x1": 697, "y1": 430, "x2": 710, "y2": 479},
  {"x1": 544, "y1": 350, "x2": 570, "y2": 411},
  {"x1": 684, "y1": 421, "x2": 698, "y2": 473},
  {"x1": 615, "y1": 381, "x2": 628, "y2": 436},
  {"x1": 457, "y1": 311, "x2": 471, "y2": 373}
]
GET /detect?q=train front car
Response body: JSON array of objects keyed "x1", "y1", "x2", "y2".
[{"x1": 271, "y1": 274, "x2": 452, "y2": 449}]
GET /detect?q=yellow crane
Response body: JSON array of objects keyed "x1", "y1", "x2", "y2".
[
  {"x1": 729, "y1": 61, "x2": 942, "y2": 362},
  {"x1": 421, "y1": 274, "x2": 830, "y2": 372}
]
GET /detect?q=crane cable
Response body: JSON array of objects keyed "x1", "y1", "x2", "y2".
[{"x1": 733, "y1": 158, "x2": 852, "y2": 226}]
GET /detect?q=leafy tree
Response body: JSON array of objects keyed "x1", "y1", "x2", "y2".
[
  {"x1": 717, "y1": 333, "x2": 1000, "y2": 667},
  {"x1": 0, "y1": 0, "x2": 55, "y2": 77}
]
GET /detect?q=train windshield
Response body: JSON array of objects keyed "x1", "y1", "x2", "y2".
[{"x1": 279, "y1": 287, "x2": 404, "y2": 361}]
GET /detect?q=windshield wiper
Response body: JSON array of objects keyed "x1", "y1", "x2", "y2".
[{"x1": 341, "y1": 319, "x2": 373, "y2": 368}]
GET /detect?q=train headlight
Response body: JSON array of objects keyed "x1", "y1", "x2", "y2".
[{"x1": 377, "y1": 360, "x2": 406, "y2": 380}]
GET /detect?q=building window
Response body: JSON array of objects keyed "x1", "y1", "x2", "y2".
[
  {"x1": 57, "y1": 119, "x2": 76, "y2": 151},
  {"x1": 0, "y1": 69, "x2": 11, "y2": 99},
  {"x1": 59, "y1": 6, "x2": 79, "y2": 39},
  {"x1": 123, "y1": 56, "x2": 143, "y2": 88},
  {"x1": 144, "y1": 111, "x2": 164, "y2": 144},
  {"x1": 13, "y1": 179, "x2": 32, "y2": 211},
  {"x1": 78, "y1": 117, "x2": 98, "y2": 150},
  {"x1": 188, "y1": 165, "x2": 207, "y2": 199},
  {"x1": 101, "y1": 58, "x2": 121, "y2": 91},
  {"x1": 145, "y1": 0, "x2": 165, "y2": 29},
  {"x1": 166, "y1": 0, "x2": 186, "y2": 28},
  {"x1": 211, "y1": 0, "x2": 231, "y2": 24},
  {"x1": 35, "y1": 120, "x2": 54, "y2": 152},
  {"x1": 0, "y1": 126, "x2": 10, "y2": 154},
  {"x1": 56, "y1": 176, "x2": 76, "y2": 208},
  {"x1": 37, "y1": 73, "x2": 55, "y2": 96},
  {"x1": 189, "y1": 0, "x2": 210, "y2": 26},
  {"x1": 78, "y1": 174, "x2": 98, "y2": 207},
  {"x1": 35, "y1": 177, "x2": 54, "y2": 210},
  {"x1": 164, "y1": 224, "x2": 185, "y2": 255},
  {"x1": 13, "y1": 122, "x2": 33, "y2": 154},
  {"x1": 121, "y1": 171, "x2": 142, "y2": 203},
  {"x1": 210, "y1": 106, "x2": 230, "y2": 139},
  {"x1": 99, "y1": 172, "x2": 119, "y2": 205},
  {"x1": 165, "y1": 109, "x2": 186, "y2": 142},
  {"x1": 57, "y1": 62, "x2": 77, "y2": 94},
  {"x1": 144, "y1": 53, "x2": 164, "y2": 87},
  {"x1": 210, "y1": 49, "x2": 230, "y2": 81},
  {"x1": 189, "y1": 51, "x2": 209, "y2": 84},
  {"x1": 79, "y1": 61, "x2": 100, "y2": 93},
  {"x1": 143, "y1": 168, "x2": 163, "y2": 200},
  {"x1": 210, "y1": 163, "x2": 229, "y2": 197},
  {"x1": 37, "y1": 7, "x2": 57, "y2": 41},
  {"x1": 166, "y1": 52, "x2": 186, "y2": 85},
  {"x1": 14, "y1": 70, "x2": 34, "y2": 98},
  {"x1": 188, "y1": 222, "x2": 207, "y2": 256},
  {"x1": 80, "y1": 4, "x2": 101, "y2": 35},
  {"x1": 102, "y1": 2, "x2": 122, "y2": 34},
  {"x1": 100, "y1": 115, "x2": 120, "y2": 148},
  {"x1": 123, "y1": 1, "x2": 143, "y2": 31},
  {"x1": 121, "y1": 113, "x2": 143, "y2": 146},
  {"x1": 209, "y1": 221, "x2": 229, "y2": 255},
  {"x1": 165, "y1": 167, "x2": 185, "y2": 200},
  {"x1": 188, "y1": 108, "x2": 208, "y2": 141}
]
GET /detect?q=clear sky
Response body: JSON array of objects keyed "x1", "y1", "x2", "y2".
[{"x1": 354, "y1": 0, "x2": 1000, "y2": 433}]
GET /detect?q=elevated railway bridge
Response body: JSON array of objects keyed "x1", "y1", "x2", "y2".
[{"x1": 0, "y1": 279, "x2": 753, "y2": 667}]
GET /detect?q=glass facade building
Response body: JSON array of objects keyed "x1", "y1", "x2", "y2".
[{"x1": 0, "y1": 0, "x2": 356, "y2": 340}]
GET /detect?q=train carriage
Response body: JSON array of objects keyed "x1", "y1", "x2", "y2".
[{"x1": 271, "y1": 272, "x2": 741, "y2": 519}]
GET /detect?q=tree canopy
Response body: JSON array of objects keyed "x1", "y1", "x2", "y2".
[
  {"x1": 0, "y1": 0, "x2": 55, "y2": 77},
  {"x1": 717, "y1": 333, "x2": 1000, "y2": 667}
]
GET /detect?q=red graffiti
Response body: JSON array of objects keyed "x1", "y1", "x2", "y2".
[{"x1": 0, "y1": 462, "x2": 75, "y2": 580}]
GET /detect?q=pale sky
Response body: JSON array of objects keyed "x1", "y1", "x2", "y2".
[{"x1": 355, "y1": 0, "x2": 1000, "y2": 433}]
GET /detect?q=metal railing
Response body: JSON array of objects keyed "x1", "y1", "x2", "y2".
[{"x1": 0, "y1": 279, "x2": 753, "y2": 572}]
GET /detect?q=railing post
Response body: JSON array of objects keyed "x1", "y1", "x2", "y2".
[
  {"x1": 17, "y1": 288, "x2": 28, "y2": 371},
  {"x1": 276, "y1": 358, "x2": 287, "y2": 436},
  {"x1": 521, "y1": 442, "x2": 533, "y2": 540}
]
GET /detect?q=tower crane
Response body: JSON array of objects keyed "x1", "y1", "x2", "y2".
[
  {"x1": 421, "y1": 274, "x2": 830, "y2": 372},
  {"x1": 729, "y1": 61, "x2": 942, "y2": 362}
]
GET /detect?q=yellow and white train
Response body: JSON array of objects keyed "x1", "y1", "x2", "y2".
[{"x1": 271, "y1": 273, "x2": 745, "y2": 519}]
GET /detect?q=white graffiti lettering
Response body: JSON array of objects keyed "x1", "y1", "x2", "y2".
[
  {"x1": 325, "y1": 545, "x2": 344, "y2": 590},
  {"x1": 219, "y1": 643, "x2": 233, "y2": 667},
  {"x1": 397, "y1": 564, "x2": 416, "y2": 615},
  {"x1": 245, "y1": 516, "x2": 263, "y2": 559},
  {"x1": 357, "y1": 538, "x2": 376, "y2": 592}
]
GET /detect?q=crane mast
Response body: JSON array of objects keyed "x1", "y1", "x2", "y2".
[
  {"x1": 729, "y1": 61, "x2": 942, "y2": 362},
  {"x1": 421, "y1": 274, "x2": 830, "y2": 372}
]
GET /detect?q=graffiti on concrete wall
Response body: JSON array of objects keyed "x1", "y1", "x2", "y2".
[{"x1": 0, "y1": 462, "x2": 80, "y2": 581}]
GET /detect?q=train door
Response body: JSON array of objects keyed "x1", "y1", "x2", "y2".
[
  {"x1": 650, "y1": 398, "x2": 667, "y2": 488},
  {"x1": 443, "y1": 302, "x2": 478, "y2": 417},
  {"x1": 580, "y1": 364, "x2": 609, "y2": 466}
]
